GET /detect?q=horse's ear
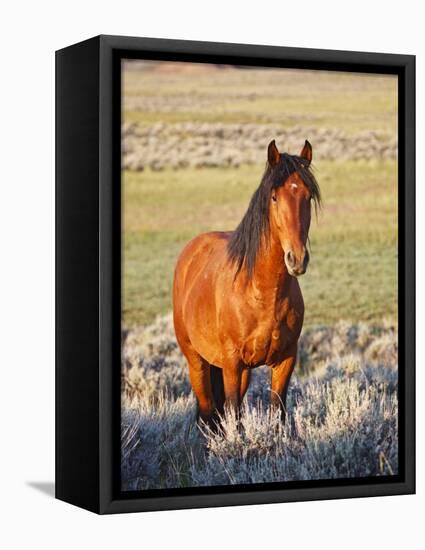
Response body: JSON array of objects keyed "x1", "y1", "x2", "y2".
[
  {"x1": 300, "y1": 140, "x2": 313, "y2": 166},
  {"x1": 268, "y1": 140, "x2": 280, "y2": 166}
]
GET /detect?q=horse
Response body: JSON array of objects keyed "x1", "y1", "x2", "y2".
[{"x1": 173, "y1": 139, "x2": 320, "y2": 427}]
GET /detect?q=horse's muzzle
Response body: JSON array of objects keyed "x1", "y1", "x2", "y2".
[{"x1": 285, "y1": 249, "x2": 309, "y2": 277}]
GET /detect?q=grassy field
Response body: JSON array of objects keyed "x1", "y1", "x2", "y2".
[
  {"x1": 122, "y1": 63, "x2": 397, "y2": 329},
  {"x1": 123, "y1": 159, "x2": 397, "y2": 328},
  {"x1": 123, "y1": 65, "x2": 397, "y2": 136}
]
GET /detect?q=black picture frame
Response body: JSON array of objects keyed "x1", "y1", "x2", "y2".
[{"x1": 56, "y1": 35, "x2": 415, "y2": 514}]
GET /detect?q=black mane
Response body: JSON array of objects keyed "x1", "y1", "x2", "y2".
[{"x1": 227, "y1": 153, "x2": 321, "y2": 279}]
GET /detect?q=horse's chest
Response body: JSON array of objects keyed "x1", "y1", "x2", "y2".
[
  {"x1": 240, "y1": 313, "x2": 298, "y2": 367},
  {"x1": 215, "y1": 277, "x2": 304, "y2": 368}
]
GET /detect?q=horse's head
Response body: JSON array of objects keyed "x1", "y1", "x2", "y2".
[{"x1": 267, "y1": 139, "x2": 319, "y2": 277}]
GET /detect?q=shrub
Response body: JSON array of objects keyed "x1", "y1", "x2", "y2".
[{"x1": 121, "y1": 315, "x2": 398, "y2": 489}]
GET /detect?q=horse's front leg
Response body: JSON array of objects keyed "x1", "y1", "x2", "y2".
[
  {"x1": 222, "y1": 360, "x2": 243, "y2": 415},
  {"x1": 270, "y1": 345, "x2": 297, "y2": 423},
  {"x1": 240, "y1": 367, "x2": 251, "y2": 402}
]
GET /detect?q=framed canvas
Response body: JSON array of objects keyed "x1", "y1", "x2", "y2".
[{"x1": 56, "y1": 35, "x2": 415, "y2": 514}]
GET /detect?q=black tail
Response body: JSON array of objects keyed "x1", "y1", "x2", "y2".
[{"x1": 210, "y1": 365, "x2": 225, "y2": 415}]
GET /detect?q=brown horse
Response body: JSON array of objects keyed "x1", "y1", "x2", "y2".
[{"x1": 173, "y1": 140, "x2": 320, "y2": 426}]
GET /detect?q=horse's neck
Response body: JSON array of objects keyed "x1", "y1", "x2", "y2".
[{"x1": 250, "y1": 233, "x2": 291, "y2": 298}]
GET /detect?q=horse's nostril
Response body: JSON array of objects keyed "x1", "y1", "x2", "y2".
[{"x1": 286, "y1": 250, "x2": 296, "y2": 268}]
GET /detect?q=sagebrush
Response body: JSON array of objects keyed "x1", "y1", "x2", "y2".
[{"x1": 121, "y1": 314, "x2": 398, "y2": 490}]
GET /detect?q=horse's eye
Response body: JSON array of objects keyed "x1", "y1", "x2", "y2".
[{"x1": 272, "y1": 195, "x2": 277, "y2": 202}]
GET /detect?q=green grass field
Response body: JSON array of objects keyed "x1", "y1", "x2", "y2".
[
  {"x1": 123, "y1": 66, "x2": 397, "y2": 135},
  {"x1": 123, "y1": 159, "x2": 397, "y2": 328},
  {"x1": 122, "y1": 63, "x2": 397, "y2": 330}
]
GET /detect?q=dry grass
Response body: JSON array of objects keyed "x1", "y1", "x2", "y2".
[
  {"x1": 123, "y1": 122, "x2": 396, "y2": 171},
  {"x1": 121, "y1": 315, "x2": 398, "y2": 490}
]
